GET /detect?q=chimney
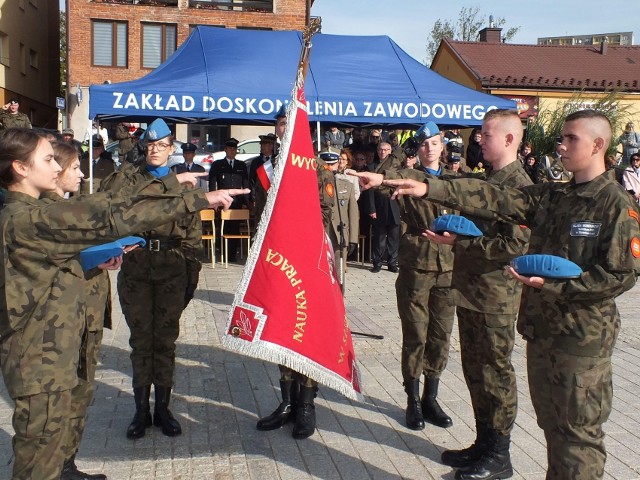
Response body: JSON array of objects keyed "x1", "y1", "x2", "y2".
[
  {"x1": 479, "y1": 27, "x2": 502, "y2": 43},
  {"x1": 600, "y1": 39, "x2": 607, "y2": 55}
]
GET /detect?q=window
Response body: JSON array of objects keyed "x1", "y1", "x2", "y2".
[
  {"x1": 92, "y1": 20, "x2": 127, "y2": 67},
  {"x1": 0, "y1": 32, "x2": 8, "y2": 66},
  {"x1": 29, "y1": 49, "x2": 38, "y2": 69},
  {"x1": 141, "y1": 23, "x2": 176, "y2": 69}
]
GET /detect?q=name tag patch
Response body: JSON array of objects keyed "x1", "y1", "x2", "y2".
[{"x1": 570, "y1": 221, "x2": 601, "y2": 237}]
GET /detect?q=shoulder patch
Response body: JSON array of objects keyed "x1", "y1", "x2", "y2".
[
  {"x1": 325, "y1": 183, "x2": 334, "y2": 198},
  {"x1": 629, "y1": 209, "x2": 640, "y2": 224},
  {"x1": 631, "y1": 237, "x2": 640, "y2": 258}
]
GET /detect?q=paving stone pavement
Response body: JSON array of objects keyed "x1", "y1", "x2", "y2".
[{"x1": 1, "y1": 259, "x2": 639, "y2": 479}]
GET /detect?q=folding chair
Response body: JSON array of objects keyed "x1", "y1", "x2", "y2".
[
  {"x1": 220, "y1": 209, "x2": 251, "y2": 268},
  {"x1": 200, "y1": 209, "x2": 216, "y2": 268}
]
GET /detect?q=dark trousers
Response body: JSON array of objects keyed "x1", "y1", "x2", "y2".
[{"x1": 371, "y1": 219, "x2": 399, "y2": 267}]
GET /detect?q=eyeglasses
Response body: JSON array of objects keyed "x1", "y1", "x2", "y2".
[{"x1": 146, "y1": 142, "x2": 171, "y2": 152}]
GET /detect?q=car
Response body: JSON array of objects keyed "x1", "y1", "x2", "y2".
[{"x1": 210, "y1": 138, "x2": 262, "y2": 163}]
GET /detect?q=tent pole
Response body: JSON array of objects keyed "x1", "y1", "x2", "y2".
[{"x1": 316, "y1": 120, "x2": 320, "y2": 154}]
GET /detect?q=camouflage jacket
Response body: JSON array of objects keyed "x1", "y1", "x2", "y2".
[
  {"x1": 427, "y1": 160, "x2": 532, "y2": 314},
  {"x1": 427, "y1": 170, "x2": 640, "y2": 357},
  {"x1": 0, "y1": 176, "x2": 209, "y2": 398},
  {"x1": 100, "y1": 165, "x2": 203, "y2": 284},
  {"x1": 385, "y1": 164, "x2": 455, "y2": 273},
  {"x1": 0, "y1": 111, "x2": 31, "y2": 130}
]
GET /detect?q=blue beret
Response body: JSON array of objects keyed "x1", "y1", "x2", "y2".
[
  {"x1": 80, "y1": 236, "x2": 146, "y2": 271},
  {"x1": 511, "y1": 254, "x2": 583, "y2": 279},
  {"x1": 431, "y1": 214, "x2": 482, "y2": 237},
  {"x1": 414, "y1": 121, "x2": 441, "y2": 143},
  {"x1": 142, "y1": 119, "x2": 171, "y2": 142}
]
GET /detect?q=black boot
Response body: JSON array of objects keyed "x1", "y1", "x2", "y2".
[
  {"x1": 126, "y1": 386, "x2": 152, "y2": 439},
  {"x1": 421, "y1": 377, "x2": 453, "y2": 428},
  {"x1": 153, "y1": 385, "x2": 182, "y2": 437},
  {"x1": 256, "y1": 379, "x2": 298, "y2": 431},
  {"x1": 455, "y1": 431, "x2": 513, "y2": 480},
  {"x1": 441, "y1": 423, "x2": 489, "y2": 468},
  {"x1": 292, "y1": 385, "x2": 316, "y2": 439},
  {"x1": 60, "y1": 455, "x2": 107, "y2": 480},
  {"x1": 404, "y1": 379, "x2": 425, "y2": 430}
]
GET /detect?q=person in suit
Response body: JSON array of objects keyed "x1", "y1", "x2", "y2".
[
  {"x1": 248, "y1": 133, "x2": 277, "y2": 215},
  {"x1": 209, "y1": 138, "x2": 249, "y2": 261}
]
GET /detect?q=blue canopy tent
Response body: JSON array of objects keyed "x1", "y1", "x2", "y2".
[{"x1": 89, "y1": 27, "x2": 515, "y2": 127}]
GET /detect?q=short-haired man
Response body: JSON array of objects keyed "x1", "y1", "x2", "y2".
[
  {"x1": 366, "y1": 110, "x2": 640, "y2": 480},
  {"x1": 0, "y1": 97, "x2": 32, "y2": 130}
]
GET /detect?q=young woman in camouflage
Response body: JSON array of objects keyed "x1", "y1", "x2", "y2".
[{"x1": 0, "y1": 128, "x2": 244, "y2": 480}]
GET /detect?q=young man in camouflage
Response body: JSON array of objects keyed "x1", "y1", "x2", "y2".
[{"x1": 375, "y1": 109, "x2": 640, "y2": 480}]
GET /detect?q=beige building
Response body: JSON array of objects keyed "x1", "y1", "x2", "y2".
[
  {"x1": 0, "y1": 0, "x2": 60, "y2": 129},
  {"x1": 66, "y1": 0, "x2": 312, "y2": 144},
  {"x1": 431, "y1": 27, "x2": 640, "y2": 141}
]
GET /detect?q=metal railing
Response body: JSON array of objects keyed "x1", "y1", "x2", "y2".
[{"x1": 189, "y1": 0, "x2": 273, "y2": 12}]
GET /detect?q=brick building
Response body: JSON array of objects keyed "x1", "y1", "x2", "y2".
[
  {"x1": 0, "y1": 0, "x2": 60, "y2": 129},
  {"x1": 66, "y1": 0, "x2": 311, "y2": 143}
]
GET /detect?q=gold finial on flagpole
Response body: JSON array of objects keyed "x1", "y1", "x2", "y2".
[{"x1": 299, "y1": 17, "x2": 322, "y2": 81}]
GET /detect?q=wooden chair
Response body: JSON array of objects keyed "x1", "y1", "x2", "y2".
[
  {"x1": 200, "y1": 209, "x2": 216, "y2": 268},
  {"x1": 220, "y1": 209, "x2": 251, "y2": 268}
]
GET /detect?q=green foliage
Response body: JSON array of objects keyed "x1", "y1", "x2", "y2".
[
  {"x1": 425, "y1": 5, "x2": 520, "y2": 65},
  {"x1": 524, "y1": 90, "x2": 631, "y2": 158}
]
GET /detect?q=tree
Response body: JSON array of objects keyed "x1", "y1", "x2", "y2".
[
  {"x1": 525, "y1": 90, "x2": 631, "y2": 159},
  {"x1": 425, "y1": 6, "x2": 520, "y2": 65}
]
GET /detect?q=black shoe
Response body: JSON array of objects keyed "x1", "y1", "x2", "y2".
[
  {"x1": 257, "y1": 379, "x2": 298, "y2": 431},
  {"x1": 153, "y1": 385, "x2": 182, "y2": 437},
  {"x1": 421, "y1": 377, "x2": 452, "y2": 428},
  {"x1": 292, "y1": 385, "x2": 316, "y2": 439},
  {"x1": 404, "y1": 379, "x2": 425, "y2": 430},
  {"x1": 61, "y1": 455, "x2": 107, "y2": 480},
  {"x1": 370, "y1": 264, "x2": 382, "y2": 273},
  {"x1": 441, "y1": 423, "x2": 489, "y2": 467},
  {"x1": 126, "y1": 386, "x2": 152, "y2": 439},
  {"x1": 388, "y1": 265, "x2": 399, "y2": 273},
  {"x1": 453, "y1": 430, "x2": 512, "y2": 479}
]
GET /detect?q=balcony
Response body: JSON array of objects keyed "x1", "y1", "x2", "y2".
[
  {"x1": 189, "y1": 0, "x2": 273, "y2": 12},
  {"x1": 93, "y1": 0, "x2": 178, "y2": 6}
]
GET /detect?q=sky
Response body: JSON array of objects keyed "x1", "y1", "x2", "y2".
[{"x1": 311, "y1": 0, "x2": 639, "y2": 64}]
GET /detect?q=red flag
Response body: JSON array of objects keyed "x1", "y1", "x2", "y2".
[
  {"x1": 222, "y1": 74, "x2": 363, "y2": 401},
  {"x1": 256, "y1": 159, "x2": 273, "y2": 191}
]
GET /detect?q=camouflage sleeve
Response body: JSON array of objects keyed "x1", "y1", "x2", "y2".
[
  {"x1": 454, "y1": 223, "x2": 530, "y2": 263},
  {"x1": 27, "y1": 175, "x2": 209, "y2": 259},
  {"x1": 182, "y1": 211, "x2": 203, "y2": 284},
  {"x1": 426, "y1": 177, "x2": 541, "y2": 225},
  {"x1": 542, "y1": 206, "x2": 640, "y2": 302}
]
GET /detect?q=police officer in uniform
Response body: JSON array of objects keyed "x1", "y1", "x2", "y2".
[
  {"x1": 374, "y1": 109, "x2": 640, "y2": 480},
  {"x1": 101, "y1": 119, "x2": 205, "y2": 440},
  {"x1": 0, "y1": 127, "x2": 241, "y2": 480},
  {"x1": 319, "y1": 147, "x2": 359, "y2": 284},
  {"x1": 0, "y1": 97, "x2": 32, "y2": 130},
  {"x1": 173, "y1": 142, "x2": 207, "y2": 190},
  {"x1": 254, "y1": 106, "x2": 333, "y2": 439},
  {"x1": 248, "y1": 133, "x2": 277, "y2": 213},
  {"x1": 209, "y1": 138, "x2": 249, "y2": 261},
  {"x1": 80, "y1": 135, "x2": 116, "y2": 194},
  {"x1": 538, "y1": 138, "x2": 572, "y2": 183}
]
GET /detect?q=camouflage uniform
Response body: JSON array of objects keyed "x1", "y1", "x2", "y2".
[
  {"x1": 425, "y1": 171, "x2": 640, "y2": 479},
  {"x1": 0, "y1": 176, "x2": 209, "y2": 480},
  {"x1": 0, "y1": 111, "x2": 31, "y2": 130},
  {"x1": 39, "y1": 192, "x2": 112, "y2": 462},
  {"x1": 385, "y1": 165, "x2": 456, "y2": 382},
  {"x1": 100, "y1": 166, "x2": 202, "y2": 390}
]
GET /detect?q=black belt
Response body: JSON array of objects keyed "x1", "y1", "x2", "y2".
[
  {"x1": 407, "y1": 226, "x2": 428, "y2": 236},
  {"x1": 146, "y1": 237, "x2": 182, "y2": 252}
]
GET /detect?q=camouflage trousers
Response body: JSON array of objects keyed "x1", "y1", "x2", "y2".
[
  {"x1": 396, "y1": 268, "x2": 455, "y2": 381},
  {"x1": 457, "y1": 307, "x2": 517, "y2": 435},
  {"x1": 63, "y1": 329, "x2": 103, "y2": 460},
  {"x1": 11, "y1": 389, "x2": 71, "y2": 480},
  {"x1": 278, "y1": 365, "x2": 317, "y2": 388},
  {"x1": 527, "y1": 342, "x2": 611, "y2": 480},
  {"x1": 118, "y1": 254, "x2": 187, "y2": 388}
]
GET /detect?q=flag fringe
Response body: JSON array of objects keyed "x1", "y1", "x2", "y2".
[{"x1": 222, "y1": 334, "x2": 364, "y2": 402}]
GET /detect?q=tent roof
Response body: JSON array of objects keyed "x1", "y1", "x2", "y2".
[{"x1": 89, "y1": 27, "x2": 515, "y2": 127}]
